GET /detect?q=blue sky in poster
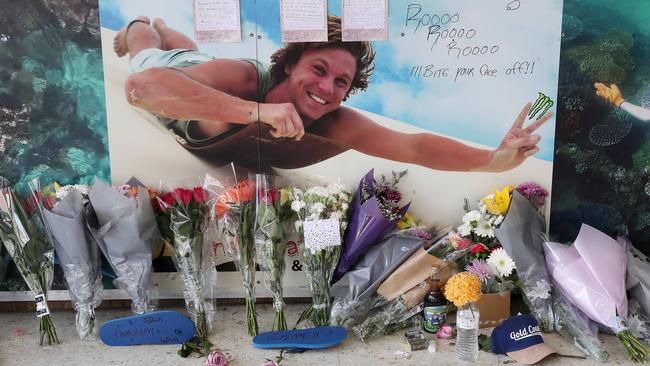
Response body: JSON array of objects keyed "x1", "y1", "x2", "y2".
[{"x1": 99, "y1": 0, "x2": 561, "y2": 161}]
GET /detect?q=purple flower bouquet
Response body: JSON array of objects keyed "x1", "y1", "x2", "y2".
[{"x1": 332, "y1": 169, "x2": 409, "y2": 283}]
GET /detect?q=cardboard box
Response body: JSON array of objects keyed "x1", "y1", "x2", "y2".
[{"x1": 475, "y1": 291, "x2": 511, "y2": 328}]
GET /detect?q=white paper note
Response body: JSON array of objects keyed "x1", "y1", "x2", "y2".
[
  {"x1": 194, "y1": 0, "x2": 239, "y2": 31},
  {"x1": 281, "y1": 0, "x2": 328, "y2": 42},
  {"x1": 342, "y1": 0, "x2": 388, "y2": 41},
  {"x1": 303, "y1": 218, "x2": 341, "y2": 253},
  {"x1": 193, "y1": 0, "x2": 241, "y2": 42}
]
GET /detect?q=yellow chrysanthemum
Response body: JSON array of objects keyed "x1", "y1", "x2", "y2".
[
  {"x1": 482, "y1": 185, "x2": 513, "y2": 216},
  {"x1": 397, "y1": 212, "x2": 416, "y2": 230},
  {"x1": 443, "y1": 272, "x2": 482, "y2": 308}
]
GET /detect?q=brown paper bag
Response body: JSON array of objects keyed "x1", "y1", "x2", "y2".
[
  {"x1": 377, "y1": 248, "x2": 457, "y2": 301},
  {"x1": 475, "y1": 291, "x2": 511, "y2": 328},
  {"x1": 402, "y1": 280, "x2": 432, "y2": 309}
]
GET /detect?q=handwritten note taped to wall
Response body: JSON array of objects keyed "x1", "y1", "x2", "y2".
[
  {"x1": 193, "y1": 0, "x2": 241, "y2": 42},
  {"x1": 342, "y1": 0, "x2": 388, "y2": 41},
  {"x1": 281, "y1": 0, "x2": 328, "y2": 42}
]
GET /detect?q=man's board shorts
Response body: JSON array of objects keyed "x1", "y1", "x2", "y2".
[{"x1": 128, "y1": 48, "x2": 271, "y2": 147}]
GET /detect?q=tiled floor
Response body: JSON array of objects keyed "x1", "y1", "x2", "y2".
[{"x1": 0, "y1": 303, "x2": 630, "y2": 365}]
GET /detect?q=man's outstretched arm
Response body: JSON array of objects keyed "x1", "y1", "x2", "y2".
[
  {"x1": 124, "y1": 59, "x2": 305, "y2": 139},
  {"x1": 621, "y1": 102, "x2": 650, "y2": 122},
  {"x1": 323, "y1": 103, "x2": 550, "y2": 172}
]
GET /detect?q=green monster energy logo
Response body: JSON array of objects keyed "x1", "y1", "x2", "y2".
[{"x1": 529, "y1": 92, "x2": 554, "y2": 120}]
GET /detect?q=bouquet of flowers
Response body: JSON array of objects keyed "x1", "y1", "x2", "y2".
[
  {"x1": 340, "y1": 229, "x2": 460, "y2": 340},
  {"x1": 212, "y1": 169, "x2": 258, "y2": 336},
  {"x1": 352, "y1": 281, "x2": 428, "y2": 342},
  {"x1": 0, "y1": 177, "x2": 59, "y2": 345},
  {"x1": 288, "y1": 183, "x2": 351, "y2": 326},
  {"x1": 515, "y1": 182, "x2": 549, "y2": 216},
  {"x1": 88, "y1": 180, "x2": 159, "y2": 315},
  {"x1": 470, "y1": 183, "x2": 553, "y2": 331},
  {"x1": 254, "y1": 175, "x2": 289, "y2": 331},
  {"x1": 545, "y1": 224, "x2": 649, "y2": 363},
  {"x1": 456, "y1": 185, "x2": 512, "y2": 259},
  {"x1": 552, "y1": 288, "x2": 610, "y2": 362},
  {"x1": 332, "y1": 169, "x2": 409, "y2": 283},
  {"x1": 154, "y1": 185, "x2": 214, "y2": 341},
  {"x1": 331, "y1": 230, "x2": 425, "y2": 328},
  {"x1": 39, "y1": 182, "x2": 102, "y2": 340},
  {"x1": 465, "y1": 248, "x2": 518, "y2": 294}
]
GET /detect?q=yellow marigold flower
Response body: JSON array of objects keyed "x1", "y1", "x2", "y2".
[
  {"x1": 482, "y1": 185, "x2": 513, "y2": 216},
  {"x1": 443, "y1": 271, "x2": 482, "y2": 308}
]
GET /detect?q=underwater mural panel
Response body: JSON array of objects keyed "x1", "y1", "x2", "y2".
[{"x1": 550, "y1": 0, "x2": 650, "y2": 255}]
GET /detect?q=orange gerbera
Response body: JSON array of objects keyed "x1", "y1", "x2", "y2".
[{"x1": 215, "y1": 180, "x2": 256, "y2": 217}]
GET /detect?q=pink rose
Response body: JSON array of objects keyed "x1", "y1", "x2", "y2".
[
  {"x1": 436, "y1": 325, "x2": 453, "y2": 339},
  {"x1": 206, "y1": 351, "x2": 228, "y2": 366}
]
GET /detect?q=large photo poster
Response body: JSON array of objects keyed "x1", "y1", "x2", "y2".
[
  {"x1": 550, "y1": 0, "x2": 650, "y2": 255},
  {"x1": 98, "y1": 0, "x2": 561, "y2": 290}
]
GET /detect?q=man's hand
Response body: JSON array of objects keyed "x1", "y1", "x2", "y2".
[
  {"x1": 481, "y1": 102, "x2": 552, "y2": 172},
  {"x1": 595, "y1": 82, "x2": 625, "y2": 107},
  {"x1": 257, "y1": 103, "x2": 305, "y2": 141}
]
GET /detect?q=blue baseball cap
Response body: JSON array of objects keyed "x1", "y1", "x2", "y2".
[{"x1": 491, "y1": 314, "x2": 556, "y2": 365}]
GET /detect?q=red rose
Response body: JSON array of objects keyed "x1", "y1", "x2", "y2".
[
  {"x1": 193, "y1": 187, "x2": 205, "y2": 203},
  {"x1": 490, "y1": 244, "x2": 502, "y2": 252},
  {"x1": 470, "y1": 243, "x2": 487, "y2": 253},
  {"x1": 174, "y1": 188, "x2": 193, "y2": 205}
]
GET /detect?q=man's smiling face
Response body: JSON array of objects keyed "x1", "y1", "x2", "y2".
[{"x1": 284, "y1": 47, "x2": 357, "y2": 122}]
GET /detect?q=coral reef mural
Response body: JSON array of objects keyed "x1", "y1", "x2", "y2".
[
  {"x1": 0, "y1": 0, "x2": 108, "y2": 193},
  {"x1": 0, "y1": 0, "x2": 108, "y2": 289},
  {"x1": 551, "y1": 0, "x2": 650, "y2": 255}
]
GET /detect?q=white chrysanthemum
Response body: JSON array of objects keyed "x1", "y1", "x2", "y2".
[
  {"x1": 493, "y1": 215, "x2": 504, "y2": 227},
  {"x1": 487, "y1": 248, "x2": 516, "y2": 277},
  {"x1": 310, "y1": 202, "x2": 325, "y2": 214},
  {"x1": 291, "y1": 200, "x2": 305, "y2": 213},
  {"x1": 478, "y1": 198, "x2": 489, "y2": 214},
  {"x1": 458, "y1": 222, "x2": 472, "y2": 237},
  {"x1": 308, "y1": 213, "x2": 321, "y2": 221},
  {"x1": 307, "y1": 186, "x2": 328, "y2": 197},
  {"x1": 462, "y1": 210, "x2": 482, "y2": 223},
  {"x1": 341, "y1": 202, "x2": 349, "y2": 211},
  {"x1": 294, "y1": 220, "x2": 303, "y2": 231},
  {"x1": 74, "y1": 184, "x2": 90, "y2": 196},
  {"x1": 55, "y1": 185, "x2": 76, "y2": 200},
  {"x1": 475, "y1": 219, "x2": 494, "y2": 237},
  {"x1": 328, "y1": 183, "x2": 346, "y2": 195}
]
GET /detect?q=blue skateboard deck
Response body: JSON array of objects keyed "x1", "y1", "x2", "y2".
[
  {"x1": 100, "y1": 310, "x2": 195, "y2": 346},
  {"x1": 253, "y1": 326, "x2": 347, "y2": 349}
]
